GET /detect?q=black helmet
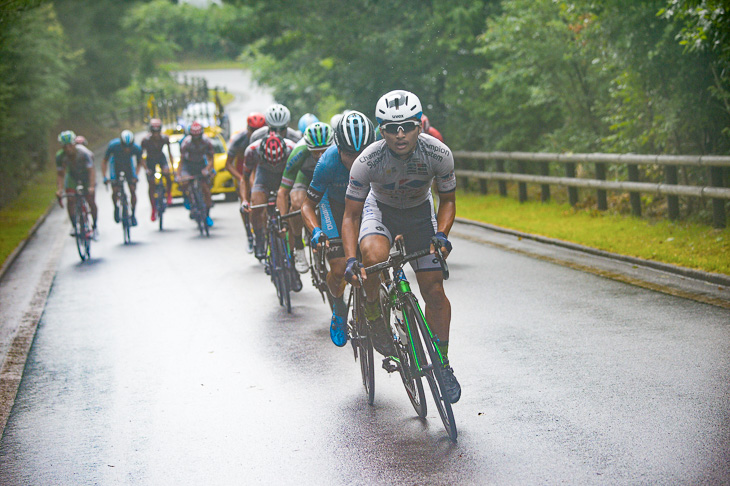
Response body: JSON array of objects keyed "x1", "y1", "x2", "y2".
[{"x1": 334, "y1": 111, "x2": 374, "y2": 153}]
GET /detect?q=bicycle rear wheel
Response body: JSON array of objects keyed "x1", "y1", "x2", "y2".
[
  {"x1": 352, "y1": 287, "x2": 375, "y2": 405},
  {"x1": 383, "y1": 286, "x2": 426, "y2": 418},
  {"x1": 404, "y1": 294, "x2": 457, "y2": 441},
  {"x1": 276, "y1": 237, "x2": 292, "y2": 313}
]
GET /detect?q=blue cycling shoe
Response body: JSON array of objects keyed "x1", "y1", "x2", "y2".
[
  {"x1": 330, "y1": 314, "x2": 347, "y2": 347},
  {"x1": 183, "y1": 197, "x2": 191, "y2": 210},
  {"x1": 206, "y1": 216, "x2": 214, "y2": 227}
]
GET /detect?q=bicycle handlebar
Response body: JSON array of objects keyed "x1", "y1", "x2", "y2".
[{"x1": 361, "y1": 239, "x2": 449, "y2": 281}]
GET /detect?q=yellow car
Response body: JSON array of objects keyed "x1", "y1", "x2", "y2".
[{"x1": 166, "y1": 126, "x2": 237, "y2": 200}]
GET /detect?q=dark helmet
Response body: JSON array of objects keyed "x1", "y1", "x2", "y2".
[
  {"x1": 334, "y1": 111, "x2": 374, "y2": 153},
  {"x1": 149, "y1": 118, "x2": 162, "y2": 132}
]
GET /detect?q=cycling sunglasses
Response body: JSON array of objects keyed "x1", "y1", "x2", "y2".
[{"x1": 381, "y1": 120, "x2": 420, "y2": 135}]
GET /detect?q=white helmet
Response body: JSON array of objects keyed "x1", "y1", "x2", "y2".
[
  {"x1": 375, "y1": 90, "x2": 422, "y2": 125},
  {"x1": 329, "y1": 113, "x2": 343, "y2": 130},
  {"x1": 265, "y1": 103, "x2": 291, "y2": 128}
]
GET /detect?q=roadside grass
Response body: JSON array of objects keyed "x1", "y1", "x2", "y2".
[
  {"x1": 456, "y1": 190, "x2": 730, "y2": 276},
  {"x1": 160, "y1": 59, "x2": 244, "y2": 71},
  {"x1": 0, "y1": 169, "x2": 57, "y2": 268}
]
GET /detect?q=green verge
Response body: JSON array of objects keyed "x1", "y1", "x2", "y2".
[
  {"x1": 456, "y1": 191, "x2": 730, "y2": 276},
  {"x1": 0, "y1": 169, "x2": 57, "y2": 268}
]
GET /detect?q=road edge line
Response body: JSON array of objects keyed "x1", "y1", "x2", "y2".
[
  {"x1": 0, "y1": 222, "x2": 65, "y2": 436},
  {"x1": 0, "y1": 200, "x2": 57, "y2": 283}
]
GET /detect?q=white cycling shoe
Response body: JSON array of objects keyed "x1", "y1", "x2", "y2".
[{"x1": 294, "y1": 248, "x2": 309, "y2": 274}]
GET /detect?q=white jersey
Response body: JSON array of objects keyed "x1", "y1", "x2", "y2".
[{"x1": 346, "y1": 134, "x2": 456, "y2": 209}]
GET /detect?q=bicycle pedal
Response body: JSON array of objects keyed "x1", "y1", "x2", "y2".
[{"x1": 382, "y1": 358, "x2": 399, "y2": 373}]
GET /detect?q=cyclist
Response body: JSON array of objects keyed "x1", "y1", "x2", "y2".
[
  {"x1": 276, "y1": 121, "x2": 334, "y2": 274},
  {"x1": 55, "y1": 130, "x2": 98, "y2": 238},
  {"x1": 297, "y1": 113, "x2": 319, "y2": 133},
  {"x1": 102, "y1": 129, "x2": 143, "y2": 226},
  {"x1": 225, "y1": 112, "x2": 266, "y2": 250},
  {"x1": 250, "y1": 103, "x2": 302, "y2": 144},
  {"x1": 141, "y1": 118, "x2": 174, "y2": 221},
  {"x1": 240, "y1": 133, "x2": 303, "y2": 291},
  {"x1": 421, "y1": 114, "x2": 445, "y2": 143},
  {"x1": 341, "y1": 90, "x2": 461, "y2": 403},
  {"x1": 301, "y1": 112, "x2": 374, "y2": 347},
  {"x1": 177, "y1": 121, "x2": 215, "y2": 227}
]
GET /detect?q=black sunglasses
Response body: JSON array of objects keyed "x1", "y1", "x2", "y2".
[{"x1": 381, "y1": 120, "x2": 420, "y2": 135}]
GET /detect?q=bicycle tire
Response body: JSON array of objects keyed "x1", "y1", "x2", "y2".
[
  {"x1": 74, "y1": 201, "x2": 89, "y2": 261},
  {"x1": 404, "y1": 294, "x2": 457, "y2": 441},
  {"x1": 382, "y1": 285, "x2": 427, "y2": 418},
  {"x1": 353, "y1": 286, "x2": 375, "y2": 405},
  {"x1": 156, "y1": 186, "x2": 165, "y2": 231},
  {"x1": 267, "y1": 231, "x2": 284, "y2": 306},
  {"x1": 121, "y1": 198, "x2": 131, "y2": 244},
  {"x1": 275, "y1": 236, "x2": 292, "y2": 313}
]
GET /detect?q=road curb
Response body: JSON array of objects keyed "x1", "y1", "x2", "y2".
[
  {"x1": 455, "y1": 217, "x2": 730, "y2": 288},
  {"x1": 0, "y1": 200, "x2": 57, "y2": 284}
]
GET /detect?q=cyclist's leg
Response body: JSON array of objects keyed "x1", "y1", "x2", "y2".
[
  {"x1": 85, "y1": 190, "x2": 98, "y2": 228},
  {"x1": 358, "y1": 196, "x2": 392, "y2": 302},
  {"x1": 289, "y1": 172, "x2": 310, "y2": 251},
  {"x1": 128, "y1": 178, "x2": 138, "y2": 224},
  {"x1": 147, "y1": 171, "x2": 157, "y2": 220},
  {"x1": 250, "y1": 167, "x2": 271, "y2": 258}
]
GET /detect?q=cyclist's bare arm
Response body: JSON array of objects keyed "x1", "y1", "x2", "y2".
[
  {"x1": 276, "y1": 186, "x2": 290, "y2": 218},
  {"x1": 300, "y1": 197, "x2": 319, "y2": 235},
  {"x1": 435, "y1": 191, "x2": 456, "y2": 258}
]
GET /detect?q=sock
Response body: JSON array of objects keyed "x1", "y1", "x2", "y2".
[
  {"x1": 333, "y1": 296, "x2": 347, "y2": 318},
  {"x1": 437, "y1": 340, "x2": 449, "y2": 361},
  {"x1": 364, "y1": 300, "x2": 381, "y2": 321}
]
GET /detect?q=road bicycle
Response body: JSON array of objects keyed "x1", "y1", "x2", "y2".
[
  {"x1": 305, "y1": 226, "x2": 338, "y2": 309},
  {"x1": 59, "y1": 182, "x2": 92, "y2": 261},
  {"x1": 355, "y1": 238, "x2": 457, "y2": 441},
  {"x1": 182, "y1": 173, "x2": 210, "y2": 237},
  {"x1": 109, "y1": 171, "x2": 132, "y2": 244},
  {"x1": 151, "y1": 165, "x2": 168, "y2": 231},
  {"x1": 251, "y1": 193, "x2": 299, "y2": 313}
]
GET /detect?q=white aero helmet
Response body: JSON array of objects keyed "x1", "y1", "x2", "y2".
[
  {"x1": 375, "y1": 90, "x2": 422, "y2": 125},
  {"x1": 265, "y1": 103, "x2": 291, "y2": 128}
]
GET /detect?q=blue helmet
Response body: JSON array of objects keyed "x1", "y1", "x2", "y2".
[{"x1": 298, "y1": 113, "x2": 319, "y2": 133}]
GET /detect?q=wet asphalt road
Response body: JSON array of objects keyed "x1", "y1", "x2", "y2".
[{"x1": 0, "y1": 70, "x2": 729, "y2": 485}]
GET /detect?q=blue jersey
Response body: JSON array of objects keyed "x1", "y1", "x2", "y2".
[
  {"x1": 105, "y1": 138, "x2": 143, "y2": 178},
  {"x1": 306, "y1": 145, "x2": 350, "y2": 205}
]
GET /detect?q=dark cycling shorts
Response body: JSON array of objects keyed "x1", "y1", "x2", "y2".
[
  {"x1": 252, "y1": 166, "x2": 283, "y2": 194},
  {"x1": 180, "y1": 160, "x2": 206, "y2": 178},
  {"x1": 359, "y1": 194, "x2": 440, "y2": 273},
  {"x1": 146, "y1": 157, "x2": 170, "y2": 179},
  {"x1": 111, "y1": 162, "x2": 137, "y2": 185}
]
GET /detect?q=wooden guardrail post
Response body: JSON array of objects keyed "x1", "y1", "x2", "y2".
[
  {"x1": 627, "y1": 164, "x2": 641, "y2": 216},
  {"x1": 496, "y1": 159, "x2": 507, "y2": 197},
  {"x1": 595, "y1": 162, "x2": 607, "y2": 210},
  {"x1": 709, "y1": 166, "x2": 726, "y2": 228},
  {"x1": 665, "y1": 165, "x2": 679, "y2": 220},
  {"x1": 517, "y1": 160, "x2": 527, "y2": 203},
  {"x1": 540, "y1": 161, "x2": 550, "y2": 202},
  {"x1": 566, "y1": 162, "x2": 578, "y2": 206}
]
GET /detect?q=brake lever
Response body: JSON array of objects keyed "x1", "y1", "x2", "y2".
[{"x1": 436, "y1": 246, "x2": 450, "y2": 281}]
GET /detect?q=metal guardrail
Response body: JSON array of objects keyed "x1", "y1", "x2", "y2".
[{"x1": 453, "y1": 151, "x2": 730, "y2": 228}]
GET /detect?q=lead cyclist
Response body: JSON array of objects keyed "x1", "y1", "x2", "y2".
[{"x1": 341, "y1": 90, "x2": 461, "y2": 403}]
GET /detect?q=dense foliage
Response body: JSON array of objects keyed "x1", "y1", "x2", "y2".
[{"x1": 0, "y1": 0, "x2": 727, "y2": 215}]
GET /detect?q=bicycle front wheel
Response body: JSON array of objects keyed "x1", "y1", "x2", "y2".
[
  {"x1": 383, "y1": 286, "x2": 426, "y2": 418},
  {"x1": 404, "y1": 294, "x2": 457, "y2": 441},
  {"x1": 121, "y1": 200, "x2": 131, "y2": 244},
  {"x1": 352, "y1": 287, "x2": 375, "y2": 405},
  {"x1": 74, "y1": 204, "x2": 89, "y2": 261}
]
